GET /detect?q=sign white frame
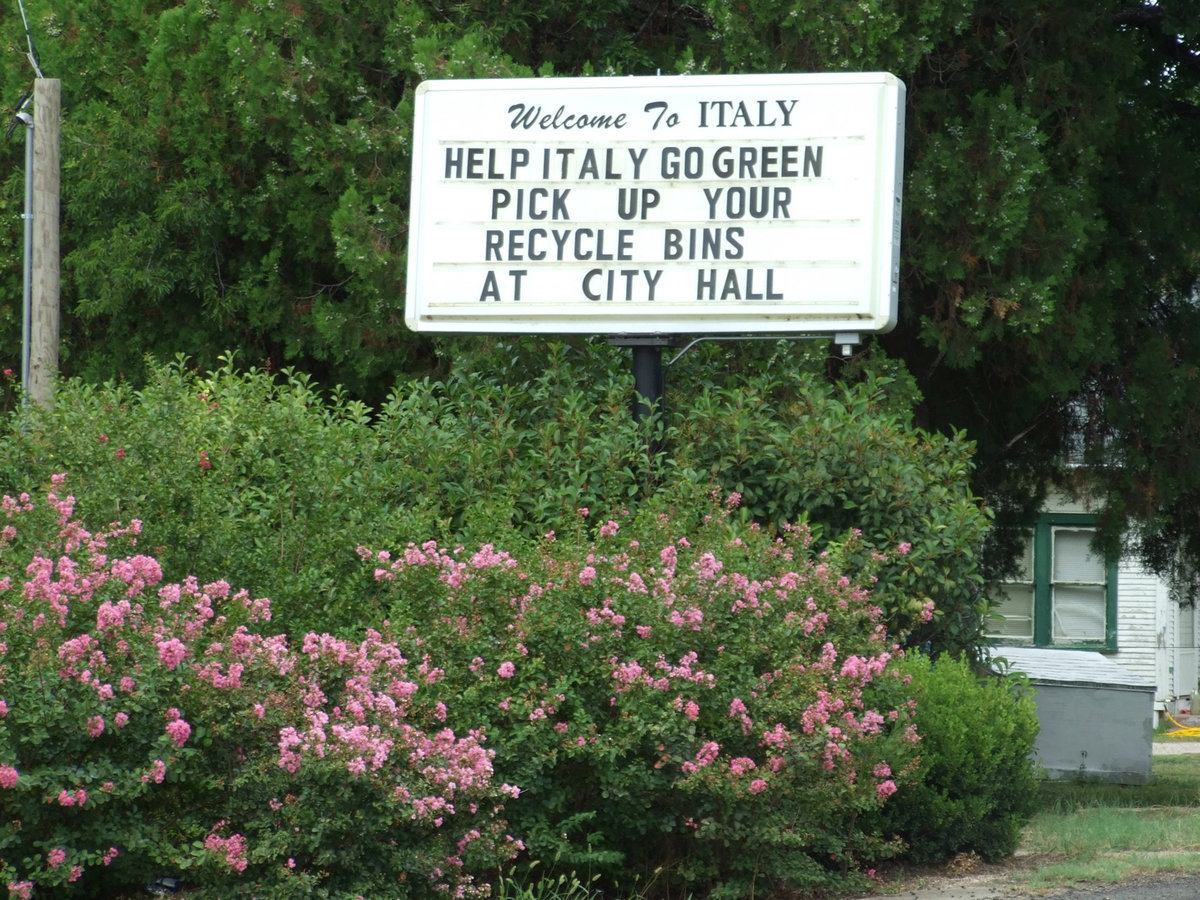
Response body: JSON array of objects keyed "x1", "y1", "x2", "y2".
[{"x1": 405, "y1": 72, "x2": 905, "y2": 335}]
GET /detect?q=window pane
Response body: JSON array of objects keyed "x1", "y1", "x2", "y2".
[
  {"x1": 1053, "y1": 529, "x2": 1105, "y2": 583},
  {"x1": 1052, "y1": 585, "x2": 1106, "y2": 641},
  {"x1": 987, "y1": 585, "x2": 1034, "y2": 639}
]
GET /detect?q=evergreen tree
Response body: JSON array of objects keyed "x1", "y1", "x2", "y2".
[{"x1": 1, "y1": 0, "x2": 1198, "y2": 583}]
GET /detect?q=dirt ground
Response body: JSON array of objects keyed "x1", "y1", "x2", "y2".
[{"x1": 852, "y1": 852, "x2": 1200, "y2": 900}]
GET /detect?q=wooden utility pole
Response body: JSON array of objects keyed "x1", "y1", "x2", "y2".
[{"x1": 28, "y1": 78, "x2": 60, "y2": 407}]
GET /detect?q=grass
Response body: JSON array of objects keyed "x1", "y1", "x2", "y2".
[
  {"x1": 1012, "y1": 753, "x2": 1200, "y2": 891},
  {"x1": 868, "y1": 752, "x2": 1200, "y2": 896}
]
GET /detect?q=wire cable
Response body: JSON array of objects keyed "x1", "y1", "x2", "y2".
[{"x1": 16, "y1": 0, "x2": 44, "y2": 78}]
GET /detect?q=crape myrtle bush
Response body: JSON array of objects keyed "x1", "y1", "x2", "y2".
[
  {"x1": 867, "y1": 652, "x2": 1041, "y2": 863},
  {"x1": 0, "y1": 480, "x2": 520, "y2": 899},
  {"x1": 361, "y1": 495, "x2": 929, "y2": 898},
  {"x1": 0, "y1": 344, "x2": 991, "y2": 655},
  {"x1": 0, "y1": 476, "x2": 935, "y2": 900}
]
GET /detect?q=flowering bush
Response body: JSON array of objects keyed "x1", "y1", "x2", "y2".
[
  {"x1": 0, "y1": 479, "x2": 519, "y2": 898},
  {"x1": 364, "y1": 497, "x2": 925, "y2": 898}
]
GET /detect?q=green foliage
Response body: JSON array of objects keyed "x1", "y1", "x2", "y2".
[
  {"x1": 870, "y1": 652, "x2": 1042, "y2": 863},
  {"x1": 0, "y1": 355, "x2": 427, "y2": 638},
  {"x1": 662, "y1": 340, "x2": 992, "y2": 657},
  {"x1": 1, "y1": 0, "x2": 525, "y2": 398},
  {"x1": 371, "y1": 340, "x2": 652, "y2": 548},
  {"x1": 2, "y1": 0, "x2": 1200, "y2": 581},
  {"x1": 0, "y1": 349, "x2": 990, "y2": 653}
]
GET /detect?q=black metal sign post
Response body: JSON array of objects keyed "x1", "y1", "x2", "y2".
[
  {"x1": 620, "y1": 336, "x2": 669, "y2": 422},
  {"x1": 610, "y1": 335, "x2": 671, "y2": 462}
]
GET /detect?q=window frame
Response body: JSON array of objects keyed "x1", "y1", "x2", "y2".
[{"x1": 990, "y1": 513, "x2": 1118, "y2": 651}]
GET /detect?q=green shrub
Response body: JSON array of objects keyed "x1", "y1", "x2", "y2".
[
  {"x1": 0, "y1": 356, "x2": 433, "y2": 638},
  {"x1": 869, "y1": 652, "x2": 1041, "y2": 862},
  {"x1": 0, "y1": 345, "x2": 990, "y2": 655},
  {"x1": 662, "y1": 340, "x2": 993, "y2": 658}
]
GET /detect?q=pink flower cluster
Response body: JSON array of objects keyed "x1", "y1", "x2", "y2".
[
  {"x1": 57, "y1": 788, "x2": 88, "y2": 807},
  {"x1": 165, "y1": 708, "x2": 192, "y2": 747},
  {"x1": 204, "y1": 822, "x2": 249, "y2": 872},
  {"x1": 140, "y1": 759, "x2": 167, "y2": 784},
  {"x1": 681, "y1": 740, "x2": 720, "y2": 774}
]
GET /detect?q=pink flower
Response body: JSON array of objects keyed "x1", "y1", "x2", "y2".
[
  {"x1": 166, "y1": 718, "x2": 192, "y2": 747},
  {"x1": 693, "y1": 741, "x2": 720, "y2": 768},
  {"x1": 612, "y1": 660, "x2": 644, "y2": 684},
  {"x1": 876, "y1": 779, "x2": 898, "y2": 799},
  {"x1": 103, "y1": 847, "x2": 119, "y2": 866},
  {"x1": 599, "y1": 519, "x2": 619, "y2": 538},
  {"x1": 497, "y1": 661, "x2": 516, "y2": 679},
  {"x1": 205, "y1": 828, "x2": 249, "y2": 873},
  {"x1": 897, "y1": 542, "x2": 912, "y2": 556},
  {"x1": 47, "y1": 848, "x2": 67, "y2": 868},
  {"x1": 8, "y1": 880, "x2": 33, "y2": 899},
  {"x1": 115, "y1": 448, "x2": 126, "y2": 460},
  {"x1": 87, "y1": 715, "x2": 105, "y2": 737},
  {"x1": 729, "y1": 757, "x2": 756, "y2": 776},
  {"x1": 199, "y1": 450, "x2": 212, "y2": 470},
  {"x1": 57, "y1": 788, "x2": 87, "y2": 806},
  {"x1": 748, "y1": 778, "x2": 768, "y2": 795},
  {"x1": 694, "y1": 551, "x2": 723, "y2": 579},
  {"x1": 115, "y1": 711, "x2": 130, "y2": 729},
  {"x1": 141, "y1": 759, "x2": 167, "y2": 784},
  {"x1": 157, "y1": 637, "x2": 187, "y2": 669},
  {"x1": 578, "y1": 565, "x2": 597, "y2": 585},
  {"x1": 0, "y1": 765, "x2": 18, "y2": 789}
]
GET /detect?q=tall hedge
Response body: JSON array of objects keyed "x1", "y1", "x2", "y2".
[{"x1": 0, "y1": 345, "x2": 990, "y2": 652}]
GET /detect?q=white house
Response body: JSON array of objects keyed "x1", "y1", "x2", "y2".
[{"x1": 986, "y1": 491, "x2": 1198, "y2": 717}]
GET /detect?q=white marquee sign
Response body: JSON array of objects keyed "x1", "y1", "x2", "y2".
[{"x1": 405, "y1": 73, "x2": 905, "y2": 334}]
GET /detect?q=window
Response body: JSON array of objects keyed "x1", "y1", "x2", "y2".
[{"x1": 986, "y1": 514, "x2": 1117, "y2": 650}]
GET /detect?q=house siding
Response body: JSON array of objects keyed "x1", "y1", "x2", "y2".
[{"x1": 1112, "y1": 562, "x2": 1161, "y2": 696}]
